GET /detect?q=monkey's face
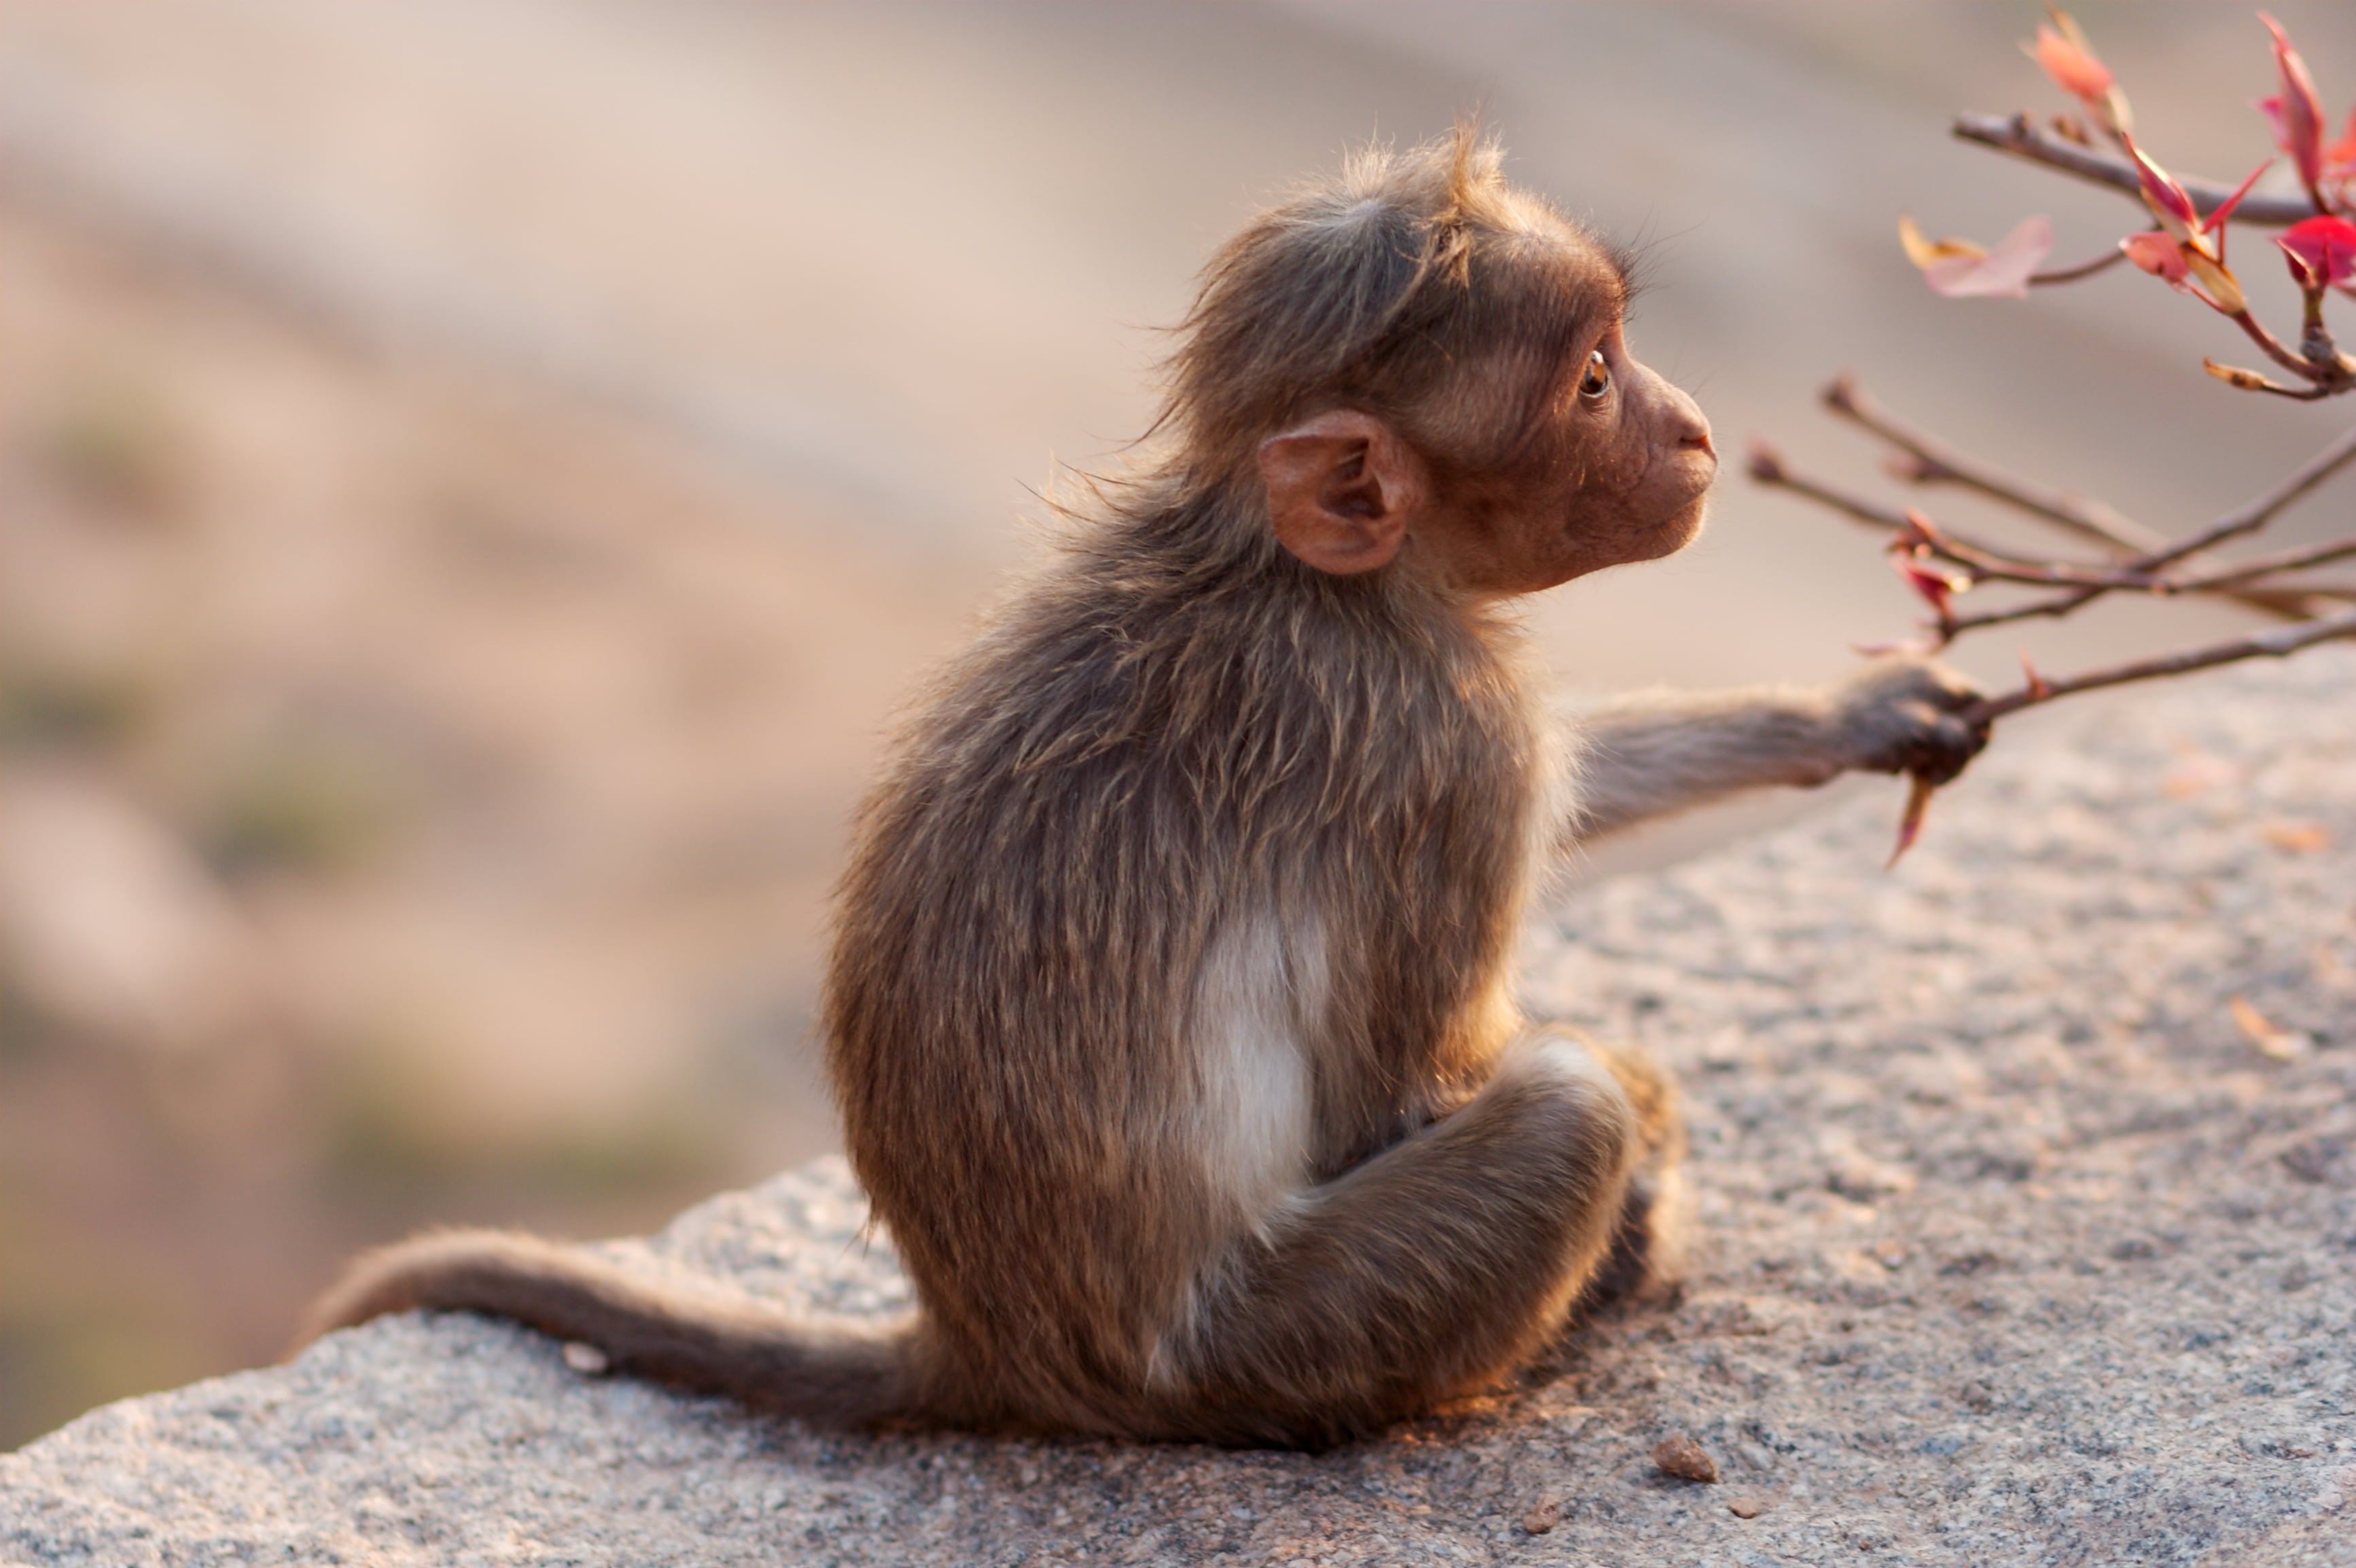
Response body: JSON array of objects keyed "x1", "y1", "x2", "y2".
[
  {"x1": 1430, "y1": 319, "x2": 1719, "y2": 598},
  {"x1": 1256, "y1": 253, "x2": 1715, "y2": 597}
]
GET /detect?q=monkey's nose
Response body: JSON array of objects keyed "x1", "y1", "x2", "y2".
[{"x1": 1658, "y1": 379, "x2": 1715, "y2": 462}]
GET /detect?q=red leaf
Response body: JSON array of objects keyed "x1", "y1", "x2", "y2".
[
  {"x1": 2279, "y1": 214, "x2": 2356, "y2": 290},
  {"x1": 2206, "y1": 159, "x2": 2276, "y2": 248},
  {"x1": 1889, "y1": 548, "x2": 1964, "y2": 619},
  {"x1": 2260, "y1": 13, "x2": 2328, "y2": 192},
  {"x1": 2125, "y1": 138, "x2": 2200, "y2": 241}
]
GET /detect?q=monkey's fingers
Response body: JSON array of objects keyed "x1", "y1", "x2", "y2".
[{"x1": 1891, "y1": 705, "x2": 1990, "y2": 786}]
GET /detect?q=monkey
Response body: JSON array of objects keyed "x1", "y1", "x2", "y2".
[{"x1": 305, "y1": 129, "x2": 1986, "y2": 1450}]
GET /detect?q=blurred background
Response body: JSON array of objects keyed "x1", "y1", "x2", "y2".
[{"x1": 4, "y1": 0, "x2": 2353, "y2": 1448}]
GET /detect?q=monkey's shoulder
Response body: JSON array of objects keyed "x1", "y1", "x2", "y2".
[{"x1": 885, "y1": 585, "x2": 1540, "y2": 828}]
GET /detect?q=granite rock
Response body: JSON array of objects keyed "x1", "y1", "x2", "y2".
[{"x1": 6, "y1": 653, "x2": 2355, "y2": 1567}]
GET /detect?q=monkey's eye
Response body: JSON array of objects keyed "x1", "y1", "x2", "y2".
[{"x1": 1577, "y1": 349, "x2": 1611, "y2": 403}]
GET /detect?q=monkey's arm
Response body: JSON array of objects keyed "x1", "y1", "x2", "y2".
[{"x1": 1565, "y1": 656, "x2": 1985, "y2": 842}]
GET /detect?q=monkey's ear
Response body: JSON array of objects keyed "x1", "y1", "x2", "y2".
[{"x1": 1257, "y1": 410, "x2": 1429, "y2": 575}]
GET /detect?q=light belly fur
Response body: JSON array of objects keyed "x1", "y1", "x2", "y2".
[{"x1": 1185, "y1": 908, "x2": 1322, "y2": 1232}]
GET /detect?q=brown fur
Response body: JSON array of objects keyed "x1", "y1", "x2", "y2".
[{"x1": 304, "y1": 128, "x2": 1983, "y2": 1450}]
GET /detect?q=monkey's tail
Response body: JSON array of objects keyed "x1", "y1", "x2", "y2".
[{"x1": 298, "y1": 1228, "x2": 923, "y2": 1428}]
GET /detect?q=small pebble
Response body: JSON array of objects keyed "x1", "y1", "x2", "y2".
[
  {"x1": 2259, "y1": 821, "x2": 2330, "y2": 854},
  {"x1": 1728, "y1": 1496, "x2": 1762, "y2": 1519},
  {"x1": 1652, "y1": 1436, "x2": 1719, "y2": 1484},
  {"x1": 561, "y1": 1342, "x2": 612, "y2": 1375},
  {"x1": 1520, "y1": 1497, "x2": 1561, "y2": 1534}
]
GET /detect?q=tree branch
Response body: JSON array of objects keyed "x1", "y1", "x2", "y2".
[
  {"x1": 1745, "y1": 444, "x2": 2026, "y2": 560},
  {"x1": 1951, "y1": 112, "x2": 2315, "y2": 226},
  {"x1": 1813, "y1": 379, "x2": 2356, "y2": 619},
  {"x1": 2145, "y1": 423, "x2": 2356, "y2": 567},
  {"x1": 2221, "y1": 308, "x2": 2356, "y2": 391},
  {"x1": 1745, "y1": 443, "x2": 2356, "y2": 633},
  {"x1": 1821, "y1": 376, "x2": 2159, "y2": 556},
  {"x1": 1965, "y1": 605, "x2": 2356, "y2": 723},
  {"x1": 2205, "y1": 360, "x2": 2349, "y2": 400},
  {"x1": 2174, "y1": 535, "x2": 2356, "y2": 593},
  {"x1": 2029, "y1": 247, "x2": 2133, "y2": 285}
]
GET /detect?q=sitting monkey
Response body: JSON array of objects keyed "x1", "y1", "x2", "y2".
[{"x1": 308, "y1": 130, "x2": 1984, "y2": 1448}]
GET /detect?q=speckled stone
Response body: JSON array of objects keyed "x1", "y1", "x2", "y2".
[{"x1": 7, "y1": 653, "x2": 2355, "y2": 1567}]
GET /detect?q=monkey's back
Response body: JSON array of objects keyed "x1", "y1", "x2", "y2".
[{"x1": 821, "y1": 544, "x2": 1541, "y2": 1427}]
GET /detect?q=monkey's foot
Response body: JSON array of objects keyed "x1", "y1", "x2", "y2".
[
  {"x1": 1585, "y1": 1038, "x2": 1685, "y2": 1172},
  {"x1": 1570, "y1": 1037, "x2": 1689, "y2": 1316}
]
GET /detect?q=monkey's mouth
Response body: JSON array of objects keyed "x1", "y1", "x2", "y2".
[
  {"x1": 1649, "y1": 493, "x2": 1712, "y2": 560},
  {"x1": 1628, "y1": 445, "x2": 1719, "y2": 516}
]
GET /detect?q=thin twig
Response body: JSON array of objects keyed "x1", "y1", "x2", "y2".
[
  {"x1": 1942, "y1": 588, "x2": 2098, "y2": 639},
  {"x1": 2224, "y1": 308, "x2": 2354, "y2": 389},
  {"x1": 1797, "y1": 394, "x2": 2356, "y2": 597},
  {"x1": 1964, "y1": 605, "x2": 2356, "y2": 723},
  {"x1": 2207, "y1": 361, "x2": 2346, "y2": 400},
  {"x1": 1926, "y1": 527, "x2": 2356, "y2": 596},
  {"x1": 1823, "y1": 381, "x2": 2355, "y2": 612},
  {"x1": 1951, "y1": 111, "x2": 2315, "y2": 226},
  {"x1": 1745, "y1": 445, "x2": 2030, "y2": 561},
  {"x1": 1912, "y1": 418, "x2": 2356, "y2": 630},
  {"x1": 1746, "y1": 443, "x2": 2356, "y2": 626},
  {"x1": 2029, "y1": 247, "x2": 2133, "y2": 285},
  {"x1": 1941, "y1": 586, "x2": 2092, "y2": 635},
  {"x1": 2173, "y1": 535, "x2": 2356, "y2": 592},
  {"x1": 1903, "y1": 517, "x2": 2143, "y2": 588},
  {"x1": 2146, "y1": 423, "x2": 2356, "y2": 567},
  {"x1": 1822, "y1": 376, "x2": 2159, "y2": 556}
]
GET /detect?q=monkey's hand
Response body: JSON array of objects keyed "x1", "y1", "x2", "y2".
[{"x1": 1818, "y1": 656, "x2": 1989, "y2": 787}]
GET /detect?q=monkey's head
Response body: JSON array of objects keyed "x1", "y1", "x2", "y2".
[{"x1": 1168, "y1": 129, "x2": 1716, "y2": 599}]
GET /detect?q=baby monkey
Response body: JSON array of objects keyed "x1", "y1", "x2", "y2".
[{"x1": 310, "y1": 131, "x2": 1984, "y2": 1448}]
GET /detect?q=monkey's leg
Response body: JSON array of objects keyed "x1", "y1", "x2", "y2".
[{"x1": 1160, "y1": 1035, "x2": 1639, "y2": 1448}]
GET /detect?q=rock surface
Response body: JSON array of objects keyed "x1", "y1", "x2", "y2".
[{"x1": 6, "y1": 654, "x2": 2355, "y2": 1567}]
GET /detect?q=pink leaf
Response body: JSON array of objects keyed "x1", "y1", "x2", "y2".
[
  {"x1": 1916, "y1": 215, "x2": 2055, "y2": 299},
  {"x1": 2121, "y1": 231, "x2": 2190, "y2": 284},
  {"x1": 2120, "y1": 231, "x2": 2245, "y2": 313},
  {"x1": 2260, "y1": 14, "x2": 2328, "y2": 192},
  {"x1": 2029, "y1": 15, "x2": 2113, "y2": 103}
]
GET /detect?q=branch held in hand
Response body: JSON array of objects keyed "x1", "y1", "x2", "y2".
[{"x1": 1809, "y1": 8, "x2": 2356, "y2": 863}]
